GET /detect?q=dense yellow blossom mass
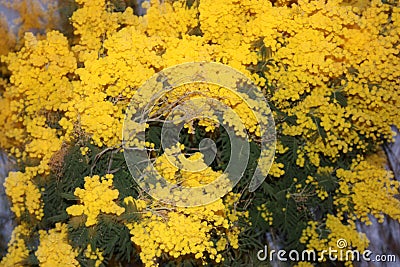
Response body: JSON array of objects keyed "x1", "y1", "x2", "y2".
[
  {"x1": 0, "y1": 0, "x2": 399, "y2": 265},
  {"x1": 334, "y1": 152, "x2": 400, "y2": 225},
  {"x1": 300, "y1": 214, "x2": 369, "y2": 265},
  {"x1": 126, "y1": 192, "x2": 246, "y2": 266},
  {"x1": 84, "y1": 244, "x2": 104, "y2": 267},
  {"x1": 35, "y1": 223, "x2": 80, "y2": 267},
  {"x1": 3, "y1": 170, "x2": 43, "y2": 219},
  {"x1": 66, "y1": 174, "x2": 125, "y2": 226}
]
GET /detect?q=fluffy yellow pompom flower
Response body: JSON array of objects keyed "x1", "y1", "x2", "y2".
[
  {"x1": 35, "y1": 223, "x2": 79, "y2": 267},
  {"x1": 4, "y1": 171, "x2": 44, "y2": 220},
  {"x1": 66, "y1": 174, "x2": 125, "y2": 226},
  {"x1": 84, "y1": 244, "x2": 104, "y2": 267}
]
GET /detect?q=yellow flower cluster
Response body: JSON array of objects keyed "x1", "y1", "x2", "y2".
[
  {"x1": 334, "y1": 152, "x2": 400, "y2": 225},
  {"x1": 35, "y1": 223, "x2": 79, "y2": 267},
  {"x1": 267, "y1": 0, "x2": 400, "y2": 164},
  {"x1": 305, "y1": 175, "x2": 329, "y2": 200},
  {"x1": 156, "y1": 83, "x2": 261, "y2": 138},
  {"x1": 66, "y1": 174, "x2": 125, "y2": 226},
  {"x1": 3, "y1": 170, "x2": 43, "y2": 219},
  {"x1": 145, "y1": 142, "x2": 236, "y2": 207},
  {"x1": 80, "y1": 146, "x2": 89, "y2": 155},
  {"x1": 0, "y1": 223, "x2": 29, "y2": 267},
  {"x1": 257, "y1": 204, "x2": 273, "y2": 226},
  {"x1": 126, "y1": 192, "x2": 245, "y2": 267},
  {"x1": 154, "y1": 148, "x2": 222, "y2": 187},
  {"x1": 71, "y1": 0, "x2": 120, "y2": 62},
  {"x1": 140, "y1": 0, "x2": 198, "y2": 39},
  {"x1": 1, "y1": 31, "x2": 73, "y2": 161},
  {"x1": 124, "y1": 141, "x2": 247, "y2": 265},
  {"x1": 268, "y1": 161, "x2": 286, "y2": 178},
  {"x1": 84, "y1": 244, "x2": 104, "y2": 267},
  {"x1": 300, "y1": 214, "x2": 369, "y2": 265},
  {"x1": 2, "y1": 0, "x2": 396, "y2": 224},
  {"x1": 0, "y1": 0, "x2": 399, "y2": 265},
  {"x1": 0, "y1": 31, "x2": 75, "y2": 226}
]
